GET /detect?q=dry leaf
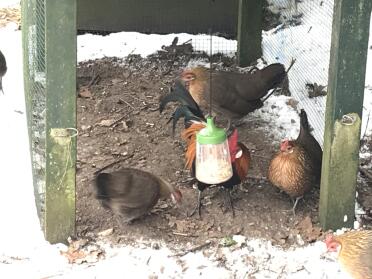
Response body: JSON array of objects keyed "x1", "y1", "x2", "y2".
[
  {"x1": 98, "y1": 119, "x2": 116, "y2": 127},
  {"x1": 61, "y1": 238, "x2": 104, "y2": 264},
  {"x1": 79, "y1": 86, "x2": 92, "y2": 98},
  {"x1": 111, "y1": 78, "x2": 123, "y2": 85},
  {"x1": 61, "y1": 250, "x2": 86, "y2": 264},
  {"x1": 98, "y1": 228, "x2": 114, "y2": 237},
  {"x1": 297, "y1": 216, "x2": 322, "y2": 242}
]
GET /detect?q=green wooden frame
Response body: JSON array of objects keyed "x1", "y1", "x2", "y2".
[
  {"x1": 22, "y1": 0, "x2": 77, "y2": 244},
  {"x1": 319, "y1": 0, "x2": 372, "y2": 230},
  {"x1": 237, "y1": 0, "x2": 262, "y2": 67}
]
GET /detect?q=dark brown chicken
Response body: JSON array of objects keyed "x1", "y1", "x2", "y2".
[
  {"x1": 0, "y1": 50, "x2": 7, "y2": 94},
  {"x1": 326, "y1": 230, "x2": 372, "y2": 279},
  {"x1": 94, "y1": 168, "x2": 182, "y2": 224},
  {"x1": 268, "y1": 109, "x2": 322, "y2": 213},
  {"x1": 160, "y1": 80, "x2": 251, "y2": 217},
  {"x1": 180, "y1": 63, "x2": 286, "y2": 119}
]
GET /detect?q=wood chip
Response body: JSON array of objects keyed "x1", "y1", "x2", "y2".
[
  {"x1": 98, "y1": 119, "x2": 116, "y2": 127},
  {"x1": 78, "y1": 86, "x2": 93, "y2": 98}
]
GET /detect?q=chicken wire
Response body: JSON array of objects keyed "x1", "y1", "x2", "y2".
[
  {"x1": 23, "y1": 0, "x2": 46, "y2": 228},
  {"x1": 189, "y1": 0, "x2": 334, "y2": 146},
  {"x1": 263, "y1": 0, "x2": 334, "y2": 146}
]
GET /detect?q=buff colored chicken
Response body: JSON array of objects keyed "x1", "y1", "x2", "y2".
[
  {"x1": 268, "y1": 109, "x2": 322, "y2": 214},
  {"x1": 326, "y1": 230, "x2": 372, "y2": 279}
]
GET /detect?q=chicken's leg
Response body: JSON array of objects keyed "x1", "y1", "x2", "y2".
[
  {"x1": 223, "y1": 188, "x2": 235, "y2": 217},
  {"x1": 291, "y1": 196, "x2": 303, "y2": 216},
  {"x1": 189, "y1": 190, "x2": 202, "y2": 218}
]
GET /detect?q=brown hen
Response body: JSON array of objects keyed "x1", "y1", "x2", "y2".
[
  {"x1": 94, "y1": 168, "x2": 182, "y2": 224},
  {"x1": 180, "y1": 63, "x2": 286, "y2": 119},
  {"x1": 268, "y1": 109, "x2": 322, "y2": 214}
]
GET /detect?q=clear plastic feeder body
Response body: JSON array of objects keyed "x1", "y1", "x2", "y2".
[
  {"x1": 195, "y1": 117, "x2": 233, "y2": 184},
  {"x1": 195, "y1": 141, "x2": 233, "y2": 184}
]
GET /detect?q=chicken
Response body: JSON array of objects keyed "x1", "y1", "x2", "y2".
[
  {"x1": 0, "y1": 50, "x2": 7, "y2": 94},
  {"x1": 160, "y1": 80, "x2": 251, "y2": 217},
  {"x1": 94, "y1": 168, "x2": 182, "y2": 224},
  {"x1": 180, "y1": 63, "x2": 286, "y2": 119},
  {"x1": 268, "y1": 109, "x2": 322, "y2": 214},
  {"x1": 325, "y1": 230, "x2": 372, "y2": 279}
]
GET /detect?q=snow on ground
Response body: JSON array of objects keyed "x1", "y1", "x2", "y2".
[
  {"x1": 78, "y1": 33, "x2": 236, "y2": 62},
  {"x1": 0, "y1": 23, "x2": 45, "y2": 258},
  {"x1": 1, "y1": 235, "x2": 351, "y2": 279},
  {"x1": 0, "y1": 1, "x2": 370, "y2": 278}
]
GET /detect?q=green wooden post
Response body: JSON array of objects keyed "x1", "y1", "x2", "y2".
[
  {"x1": 237, "y1": 0, "x2": 262, "y2": 67},
  {"x1": 44, "y1": 0, "x2": 77, "y2": 244},
  {"x1": 22, "y1": 0, "x2": 40, "y2": 215},
  {"x1": 319, "y1": 0, "x2": 371, "y2": 230}
]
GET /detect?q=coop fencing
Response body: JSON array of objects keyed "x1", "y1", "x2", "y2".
[
  {"x1": 22, "y1": 0, "x2": 335, "y2": 227},
  {"x1": 23, "y1": 0, "x2": 46, "y2": 228},
  {"x1": 189, "y1": 0, "x2": 334, "y2": 146},
  {"x1": 263, "y1": 0, "x2": 334, "y2": 146}
]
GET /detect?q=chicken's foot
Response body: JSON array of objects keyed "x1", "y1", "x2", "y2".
[{"x1": 189, "y1": 190, "x2": 202, "y2": 218}]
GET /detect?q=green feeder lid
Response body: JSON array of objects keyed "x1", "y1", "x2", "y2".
[{"x1": 196, "y1": 117, "x2": 227, "y2": 144}]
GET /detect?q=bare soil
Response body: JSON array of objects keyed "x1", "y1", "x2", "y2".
[{"x1": 75, "y1": 52, "x2": 372, "y2": 250}]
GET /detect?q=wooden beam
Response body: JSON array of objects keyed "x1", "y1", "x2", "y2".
[
  {"x1": 237, "y1": 0, "x2": 262, "y2": 67},
  {"x1": 44, "y1": 0, "x2": 77, "y2": 244},
  {"x1": 319, "y1": 0, "x2": 371, "y2": 230},
  {"x1": 22, "y1": 0, "x2": 45, "y2": 226}
]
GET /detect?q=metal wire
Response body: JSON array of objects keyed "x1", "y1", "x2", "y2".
[
  {"x1": 209, "y1": 29, "x2": 213, "y2": 117},
  {"x1": 23, "y1": 0, "x2": 47, "y2": 228}
]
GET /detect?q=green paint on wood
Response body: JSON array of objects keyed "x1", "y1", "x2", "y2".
[
  {"x1": 319, "y1": 114, "x2": 361, "y2": 229},
  {"x1": 45, "y1": 0, "x2": 77, "y2": 244},
  {"x1": 320, "y1": 0, "x2": 371, "y2": 231},
  {"x1": 237, "y1": 0, "x2": 262, "y2": 67},
  {"x1": 22, "y1": 0, "x2": 43, "y2": 221}
]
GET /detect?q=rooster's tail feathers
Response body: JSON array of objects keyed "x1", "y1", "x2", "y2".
[{"x1": 299, "y1": 109, "x2": 310, "y2": 132}]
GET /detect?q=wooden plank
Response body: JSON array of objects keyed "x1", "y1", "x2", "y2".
[
  {"x1": 320, "y1": 114, "x2": 361, "y2": 229},
  {"x1": 21, "y1": 0, "x2": 41, "y2": 217},
  {"x1": 77, "y1": 0, "x2": 238, "y2": 37},
  {"x1": 44, "y1": 0, "x2": 77, "y2": 244},
  {"x1": 319, "y1": 0, "x2": 371, "y2": 230},
  {"x1": 237, "y1": 0, "x2": 262, "y2": 67}
]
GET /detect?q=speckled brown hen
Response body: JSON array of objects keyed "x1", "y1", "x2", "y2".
[
  {"x1": 268, "y1": 109, "x2": 322, "y2": 214},
  {"x1": 326, "y1": 230, "x2": 372, "y2": 279},
  {"x1": 94, "y1": 168, "x2": 182, "y2": 224}
]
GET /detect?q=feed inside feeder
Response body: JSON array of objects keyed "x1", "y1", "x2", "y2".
[{"x1": 195, "y1": 117, "x2": 233, "y2": 184}]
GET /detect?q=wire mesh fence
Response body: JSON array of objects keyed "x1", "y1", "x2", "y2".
[
  {"x1": 263, "y1": 0, "x2": 334, "y2": 145},
  {"x1": 23, "y1": 0, "x2": 46, "y2": 229},
  {"x1": 186, "y1": 0, "x2": 334, "y2": 145}
]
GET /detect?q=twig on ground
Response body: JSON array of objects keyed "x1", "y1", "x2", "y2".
[
  {"x1": 93, "y1": 153, "x2": 134, "y2": 175},
  {"x1": 172, "y1": 231, "x2": 198, "y2": 237},
  {"x1": 170, "y1": 240, "x2": 212, "y2": 257},
  {"x1": 87, "y1": 72, "x2": 101, "y2": 88},
  {"x1": 119, "y1": 98, "x2": 135, "y2": 110}
]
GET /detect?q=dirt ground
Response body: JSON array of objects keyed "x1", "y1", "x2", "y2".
[{"x1": 75, "y1": 50, "x2": 372, "y2": 250}]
